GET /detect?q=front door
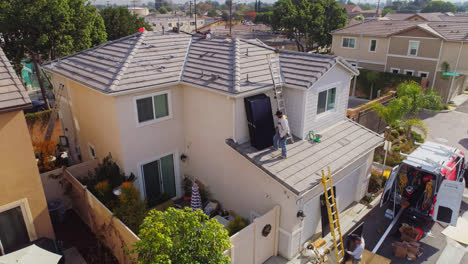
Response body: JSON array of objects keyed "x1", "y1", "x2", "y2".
[
  {"x1": 142, "y1": 154, "x2": 177, "y2": 203},
  {"x1": 0, "y1": 207, "x2": 30, "y2": 254}
]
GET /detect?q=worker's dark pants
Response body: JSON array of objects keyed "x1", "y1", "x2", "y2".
[{"x1": 352, "y1": 258, "x2": 361, "y2": 264}]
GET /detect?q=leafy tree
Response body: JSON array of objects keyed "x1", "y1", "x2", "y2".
[
  {"x1": 133, "y1": 207, "x2": 231, "y2": 264},
  {"x1": 159, "y1": 6, "x2": 168, "y2": 14},
  {"x1": 100, "y1": 7, "x2": 152, "y2": 41},
  {"x1": 421, "y1": 1, "x2": 456, "y2": 13},
  {"x1": 382, "y1": 7, "x2": 396, "y2": 16},
  {"x1": 207, "y1": 9, "x2": 218, "y2": 17},
  {"x1": 0, "y1": 0, "x2": 107, "y2": 109},
  {"x1": 244, "y1": 11, "x2": 257, "y2": 21},
  {"x1": 221, "y1": 10, "x2": 229, "y2": 21},
  {"x1": 113, "y1": 182, "x2": 146, "y2": 233},
  {"x1": 255, "y1": 11, "x2": 273, "y2": 25},
  {"x1": 197, "y1": 2, "x2": 213, "y2": 16}
]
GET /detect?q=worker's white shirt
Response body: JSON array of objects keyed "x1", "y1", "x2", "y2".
[
  {"x1": 278, "y1": 116, "x2": 289, "y2": 138},
  {"x1": 347, "y1": 238, "x2": 365, "y2": 260}
]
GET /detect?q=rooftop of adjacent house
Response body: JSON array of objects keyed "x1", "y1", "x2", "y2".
[
  {"x1": 43, "y1": 31, "x2": 357, "y2": 95},
  {"x1": 383, "y1": 12, "x2": 468, "y2": 22},
  {"x1": 0, "y1": 48, "x2": 31, "y2": 113},
  {"x1": 227, "y1": 119, "x2": 384, "y2": 196},
  {"x1": 332, "y1": 20, "x2": 468, "y2": 41}
]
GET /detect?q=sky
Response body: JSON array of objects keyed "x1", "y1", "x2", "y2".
[{"x1": 92, "y1": 0, "x2": 468, "y2": 5}]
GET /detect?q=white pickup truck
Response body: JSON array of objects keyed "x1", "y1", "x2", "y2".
[{"x1": 380, "y1": 141, "x2": 466, "y2": 226}]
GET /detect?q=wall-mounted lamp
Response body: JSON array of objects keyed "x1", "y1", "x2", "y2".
[
  {"x1": 180, "y1": 154, "x2": 188, "y2": 162},
  {"x1": 297, "y1": 210, "x2": 306, "y2": 221}
]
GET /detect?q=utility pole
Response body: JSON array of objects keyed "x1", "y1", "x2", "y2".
[
  {"x1": 190, "y1": 1, "x2": 193, "y2": 18},
  {"x1": 376, "y1": 0, "x2": 381, "y2": 17},
  {"x1": 229, "y1": 0, "x2": 232, "y2": 35},
  {"x1": 194, "y1": 0, "x2": 198, "y2": 32}
]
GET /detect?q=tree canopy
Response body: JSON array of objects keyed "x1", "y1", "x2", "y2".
[
  {"x1": 159, "y1": 7, "x2": 168, "y2": 14},
  {"x1": 100, "y1": 6, "x2": 152, "y2": 41},
  {"x1": 260, "y1": 0, "x2": 347, "y2": 52},
  {"x1": 133, "y1": 207, "x2": 231, "y2": 264},
  {"x1": 422, "y1": 1, "x2": 456, "y2": 13}
]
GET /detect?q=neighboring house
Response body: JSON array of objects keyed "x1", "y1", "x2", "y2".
[
  {"x1": 340, "y1": 4, "x2": 380, "y2": 19},
  {"x1": 145, "y1": 14, "x2": 205, "y2": 32},
  {"x1": 128, "y1": 7, "x2": 149, "y2": 17},
  {"x1": 331, "y1": 20, "x2": 468, "y2": 101},
  {"x1": 43, "y1": 31, "x2": 383, "y2": 260},
  {"x1": 383, "y1": 12, "x2": 468, "y2": 22},
  {"x1": 0, "y1": 48, "x2": 55, "y2": 254}
]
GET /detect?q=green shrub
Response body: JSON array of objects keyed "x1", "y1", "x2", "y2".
[
  {"x1": 411, "y1": 131, "x2": 424, "y2": 143},
  {"x1": 397, "y1": 128, "x2": 406, "y2": 135},
  {"x1": 357, "y1": 69, "x2": 422, "y2": 98},
  {"x1": 386, "y1": 153, "x2": 403, "y2": 166},
  {"x1": 25, "y1": 110, "x2": 52, "y2": 127},
  {"x1": 389, "y1": 135, "x2": 395, "y2": 142},
  {"x1": 368, "y1": 173, "x2": 383, "y2": 193},
  {"x1": 374, "y1": 155, "x2": 383, "y2": 162},
  {"x1": 113, "y1": 182, "x2": 147, "y2": 233},
  {"x1": 392, "y1": 146, "x2": 400, "y2": 152},
  {"x1": 227, "y1": 216, "x2": 249, "y2": 236},
  {"x1": 402, "y1": 138, "x2": 408, "y2": 143},
  {"x1": 391, "y1": 130, "x2": 400, "y2": 138}
]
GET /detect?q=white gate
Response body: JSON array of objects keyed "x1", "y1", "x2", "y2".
[{"x1": 228, "y1": 205, "x2": 280, "y2": 264}]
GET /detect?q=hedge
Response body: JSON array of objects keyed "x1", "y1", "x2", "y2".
[
  {"x1": 25, "y1": 110, "x2": 52, "y2": 127},
  {"x1": 357, "y1": 69, "x2": 422, "y2": 98}
]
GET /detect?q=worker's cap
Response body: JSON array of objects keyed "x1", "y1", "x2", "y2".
[{"x1": 275, "y1": 110, "x2": 283, "y2": 116}]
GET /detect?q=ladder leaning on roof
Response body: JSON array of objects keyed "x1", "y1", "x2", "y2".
[
  {"x1": 321, "y1": 167, "x2": 345, "y2": 264},
  {"x1": 266, "y1": 53, "x2": 293, "y2": 143},
  {"x1": 44, "y1": 82, "x2": 65, "y2": 141}
]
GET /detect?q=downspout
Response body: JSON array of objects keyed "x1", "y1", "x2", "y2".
[{"x1": 447, "y1": 41, "x2": 463, "y2": 101}]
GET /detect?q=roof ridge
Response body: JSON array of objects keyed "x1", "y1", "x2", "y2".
[
  {"x1": 108, "y1": 30, "x2": 147, "y2": 91},
  {"x1": 179, "y1": 36, "x2": 193, "y2": 81},
  {"x1": 232, "y1": 38, "x2": 241, "y2": 93}
]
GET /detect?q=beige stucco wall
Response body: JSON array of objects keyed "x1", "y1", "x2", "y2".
[
  {"x1": 331, "y1": 35, "x2": 389, "y2": 64},
  {"x1": 440, "y1": 41, "x2": 468, "y2": 74},
  {"x1": 49, "y1": 74, "x2": 124, "y2": 167},
  {"x1": 386, "y1": 56, "x2": 437, "y2": 78},
  {"x1": 0, "y1": 110, "x2": 54, "y2": 240},
  {"x1": 114, "y1": 85, "x2": 185, "y2": 199},
  {"x1": 388, "y1": 36, "x2": 441, "y2": 58}
]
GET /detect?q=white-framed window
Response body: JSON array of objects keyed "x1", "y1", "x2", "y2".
[
  {"x1": 190, "y1": 21, "x2": 195, "y2": 25},
  {"x1": 404, "y1": 69, "x2": 414, "y2": 76},
  {"x1": 408, "y1": 40, "x2": 419, "y2": 56},
  {"x1": 390, "y1": 68, "x2": 400, "y2": 74},
  {"x1": 141, "y1": 153, "x2": 177, "y2": 201},
  {"x1": 317, "y1": 87, "x2": 337, "y2": 114},
  {"x1": 418, "y1": 71, "x2": 429, "y2": 78},
  {"x1": 369, "y1": 39, "x2": 377, "y2": 52},
  {"x1": 342, "y1": 37, "x2": 356, "y2": 48},
  {"x1": 134, "y1": 90, "x2": 172, "y2": 126},
  {"x1": 88, "y1": 143, "x2": 96, "y2": 159},
  {"x1": 0, "y1": 199, "x2": 37, "y2": 253}
]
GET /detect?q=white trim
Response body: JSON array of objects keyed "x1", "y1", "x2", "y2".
[
  {"x1": 343, "y1": 58, "x2": 386, "y2": 66},
  {"x1": 341, "y1": 36, "x2": 356, "y2": 49},
  {"x1": 0, "y1": 199, "x2": 37, "y2": 242},
  {"x1": 279, "y1": 227, "x2": 292, "y2": 258},
  {"x1": 388, "y1": 53, "x2": 438, "y2": 61},
  {"x1": 393, "y1": 35, "x2": 439, "y2": 40},
  {"x1": 137, "y1": 151, "x2": 181, "y2": 200},
  {"x1": 300, "y1": 89, "x2": 307, "y2": 139},
  {"x1": 88, "y1": 143, "x2": 97, "y2": 159},
  {"x1": 418, "y1": 71, "x2": 429, "y2": 78},
  {"x1": 407, "y1": 40, "x2": 420, "y2": 56},
  {"x1": 384, "y1": 36, "x2": 392, "y2": 72},
  {"x1": 133, "y1": 89, "x2": 173, "y2": 128},
  {"x1": 404, "y1": 69, "x2": 415, "y2": 76},
  {"x1": 390, "y1": 67, "x2": 400, "y2": 74},
  {"x1": 369, "y1": 39, "x2": 377, "y2": 52}
]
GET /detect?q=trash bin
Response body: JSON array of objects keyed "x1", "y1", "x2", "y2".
[{"x1": 48, "y1": 199, "x2": 65, "y2": 224}]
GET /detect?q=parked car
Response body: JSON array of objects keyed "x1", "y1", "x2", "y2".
[
  {"x1": 24, "y1": 100, "x2": 47, "y2": 114},
  {"x1": 380, "y1": 141, "x2": 466, "y2": 226}
]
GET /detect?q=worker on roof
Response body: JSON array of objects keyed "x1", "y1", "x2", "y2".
[
  {"x1": 270, "y1": 110, "x2": 289, "y2": 159},
  {"x1": 346, "y1": 235, "x2": 365, "y2": 264}
]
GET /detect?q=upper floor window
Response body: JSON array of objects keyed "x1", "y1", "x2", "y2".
[
  {"x1": 135, "y1": 90, "x2": 171, "y2": 125},
  {"x1": 317, "y1": 88, "x2": 336, "y2": 114},
  {"x1": 342, "y1": 37, "x2": 356, "y2": 49},
  {"x1": 369, "y1": 39, "x2": 377, "y2": 52},
  {"x1": 408, "y1": 41, "x2": 419, "y2": 56}
]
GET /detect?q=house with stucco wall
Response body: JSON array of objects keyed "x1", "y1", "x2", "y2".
[
  {"x1": 43, "y1": 31, "x2": 383, "y2": 260},
  {"x1": 0, "y1": 48, "x2": 55, "y2": 254}
]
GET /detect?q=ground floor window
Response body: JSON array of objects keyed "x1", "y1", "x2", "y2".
[
  {"x1": 419, "y1": 72, "x2": 429, "y2": 78},
  {"x1": 404, "y1": 70, "x2": 414, "y2": 76},
  {"x1": 391, "y1": 68, "x2": 400, "y2": 74},
  {"x1": 0, "y1": 206, "x2": 30, "y2": 254},
  {"x1": 142, "y1": 154, "x2": 177, "y2": 204}
]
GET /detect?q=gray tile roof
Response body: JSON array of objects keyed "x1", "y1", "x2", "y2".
[
  {"x1": 0, "y1": 48, "x2": 31, "y2": 112},
  {"x1": 383, "y1": 12, "x2": 468, "y2": 22},
  {"x1": 43, "y1": 31, "x2": 357, "y2": 95},
  {"x1": 333, "y1": 20, "x2": 468, "y2": 41},
  {"x1": 227, "y1": 119, "x2": 384, "y2": 195}
]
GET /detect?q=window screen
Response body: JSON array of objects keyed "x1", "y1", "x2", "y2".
[
  {"x1": 370, "y1": 40, "x2": 377, "y2": 51},
  {"x1": 317, "y1": 91, "x2": 327, "y2": 114},
  {"x1": 154, "y1": 94, "x2": 169, "y2": 118},
  {"x1": 409, "y1": 41, "x2": 419, "y2": 56},
  {"x1": 161, "y1": 154, "x2": 176, "y2": 198},
  {"x1": 327, "y1": 88, "x2": 336, "y2": 111},
  {"x1": 136, "y1": 97, "x2": 154, "y2": 123}
]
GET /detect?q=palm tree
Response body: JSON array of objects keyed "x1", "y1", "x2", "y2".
[{"x1": 372, "y1": 98, "x2": 407, "y2": 142}]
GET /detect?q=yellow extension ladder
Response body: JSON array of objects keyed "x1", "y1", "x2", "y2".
[{"x1": 321, "y1": 167, "x2": 345, "y2": 264}]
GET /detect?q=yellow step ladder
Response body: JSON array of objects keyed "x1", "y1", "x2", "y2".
[{"x1": 321, "y1": 167, "x2": 345, "y2": 264}]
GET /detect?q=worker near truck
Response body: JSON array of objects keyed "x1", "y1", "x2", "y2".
[
  {"x1": 270, "y1": 110, "x2": 289, "y2": 159},
  {"x1": 346, "y1": 235, "x2": 365, "y2": 264}
]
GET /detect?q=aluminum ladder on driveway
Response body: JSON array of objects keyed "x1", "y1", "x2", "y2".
[
  {"x1": 44, "y1": 83, "x2": 65, "y2": 141},
  {"x1": 321, "y1": 167, "x2": 345, "y2": 263},
  {"x1": 266, "y1": 53, "x2": 293, "y2": 143}
]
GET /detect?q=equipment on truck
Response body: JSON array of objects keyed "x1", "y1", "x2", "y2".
[{"x1": 380, "y1": 141, "x2": 466, "y2": 226}]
